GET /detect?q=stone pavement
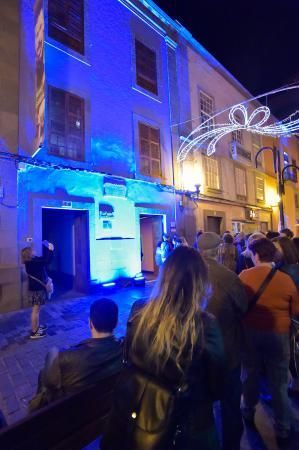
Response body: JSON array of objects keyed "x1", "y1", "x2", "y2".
[
  {"x1": 0, "y1": 283, "x2": 299, "y2": 450},
  {"x1": 0, "y1": 284, "x2": 152, "y2": 426}
]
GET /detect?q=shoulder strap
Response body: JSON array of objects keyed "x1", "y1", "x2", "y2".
[
  {"x1": 248, "y1": 267, "x2": 277, "y2": 312},
  {"x1": 28, "y1": 274, "x2": 46, "y2": 289}
]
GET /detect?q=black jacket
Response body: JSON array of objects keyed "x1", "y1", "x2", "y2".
[
  {"x1": 42, "y1": 337, "x2": 122, "y2": 396},
  {"x1": 204, "y1": 257, "x2": 249, "y2": 370},
  {"x1": 25, "y1": 247, "x2": 53, "y2": 291},
  {"x1": 127, "y1": 302, "x2": 226, "y2": 431}
]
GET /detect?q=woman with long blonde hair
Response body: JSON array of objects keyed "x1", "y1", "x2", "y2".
[{"x1": 102, "y1": 246, "x2": 226, "y2": 450}]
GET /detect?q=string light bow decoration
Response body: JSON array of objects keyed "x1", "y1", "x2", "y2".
[{"x1": 177, "y1": 85, "x2": 299, "y2": 162}]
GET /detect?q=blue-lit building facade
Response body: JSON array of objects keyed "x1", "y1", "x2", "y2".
[
  {"x1": 9, "y1": 0, "x2": 183, "y2": 310},
  {"x1": 2, "y1": 0, "x2": 291, "y2": 312}
]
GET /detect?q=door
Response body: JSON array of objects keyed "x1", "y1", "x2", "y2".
[
  {"x1": 42, "y1": 208, "x2": 90, "y2": 295},
  {"x1": 74, "y1": 211, "x2": 90, "y2": 292},
  {"x1": 140, "y1": 214, "x2": 164, "y2": 274},
  {"x1": 206, "y1": 216, "x2": 222, "y2": 235}
]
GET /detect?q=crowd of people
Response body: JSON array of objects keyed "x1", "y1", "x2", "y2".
[{"x1": 20, "y1": 227, "x2": 299, "y2": 449}]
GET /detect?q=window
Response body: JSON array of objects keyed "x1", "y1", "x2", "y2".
[
  {"x1": 256, "y1": 176, "x2": 265, "y2": 202},
  {"x1": 135, "y1": 40, "x2": 158, "y2": 95},
  {"x1": 138, "y1": 122, "x2": 161, "y2": 178},
  {"x1": 252, "y1": 134, "x2": 262, "y2": 167},
  {"x1": 48, "y1": 86, "x2": 84, "y2": 161},
  {"x1": 295, "y1": 193, "x2": 299, "y2": 209},
  {"x1": 283, "y1": 152, "x2": 297, "y2": 182},
  {"x1": 235, "y1": 167, "x2": 247, "y2": 198},
  {"x1": 232, "y1": 114, "x2": 243, "y2": 145},
  {"x1": 204, "y1": 157, "x2": 220, "y2": 190},
  {"x1": 199, "y1": 91, "x2": 215, "y2": 132},
  {"x1": 48, "y1": 0, "x2": 84, "y2": 54},
  {"x1": 291, "y1": 159, "x2": 298, "y2": 183}
]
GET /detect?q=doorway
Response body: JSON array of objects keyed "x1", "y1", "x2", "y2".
[
  {"x1": 206, "y1": 216, "x2": 222, "y2": 235},
  {"x1": 42, "y1": 208, "x2": 90, "y2": 297},
  {"x1": 139, "y1": 214, "x2": 164, "y2": 277}
]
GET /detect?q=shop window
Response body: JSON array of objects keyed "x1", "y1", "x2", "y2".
[
  {"x1": 199, "y1": 91, "x2": 215, "y2": 132},
  {"x1": 135, "y1": 40, "x2": 158, "y2": 95},
  {"x1": 138, "y1": 122, "x2": 161, "y2": 178},
  {"x1": 48, "y1": 0, "x2": 84, "y2": 54},
  {"x1": 204, "y1": 156, "x2": 220, "y2": 190},
  {"x1": 235, "y1": 166, "x2": 247, "y2": 199},
  {"x1": 48, "y1": 86, "x2": 85, "y2": 161},
  {"x1": 256, "y1": 176, "x2": 265, "y2": 202}
]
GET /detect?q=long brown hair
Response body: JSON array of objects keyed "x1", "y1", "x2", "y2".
[
  {"x1": 272, "y1": 236, "x2": 298, "y2": 264},
  {"x1": 132, "y1": 246, "x2": 209, "y2": 374}
]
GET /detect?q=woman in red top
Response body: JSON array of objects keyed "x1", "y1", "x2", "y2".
[{"x1": 239, "y1": 238, "x2": 299, "y2": 444}]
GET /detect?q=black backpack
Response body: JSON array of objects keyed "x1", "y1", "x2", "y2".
[{"x1": 101, "y1": 365, "x2": 189, "y2": 450}]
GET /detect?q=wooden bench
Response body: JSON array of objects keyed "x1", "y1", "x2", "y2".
[{"x1": 0, "y1": 375, "x2": 118, "y2": 450}]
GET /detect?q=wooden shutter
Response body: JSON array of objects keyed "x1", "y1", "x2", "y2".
[
  {"x1": 135, "y1": 40, "x2": 158, "y2": 95},
  {"x1": 48, "y1": 0, "x2": 84, "y2": 54}
]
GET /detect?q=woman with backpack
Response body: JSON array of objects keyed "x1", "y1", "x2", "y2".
[
  {"x1": 21, "y1": 240, "x2": 54, "y2": 339},
  {"x1": 102, "y1": 246, "x2": 226, "y2": 450}
]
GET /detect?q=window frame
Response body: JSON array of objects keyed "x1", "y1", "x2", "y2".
[
  {"x1": 134, "y1": 39, "x2": 158, "y2": 97},
  {"x1": 199, "y1": 91, "x2": 215, "y2": 133},
  {"x1": 256, "y1": 175, "x2": 265, "y2": 203},
  {"x1": 204, "y1": 156, "x2": 221, "y2": 191},
  {"x1": 137, "y1": 121, "x2": 162, "y2": 180},
  {"x1": 234, "y1": 166, "x2": 247, "y2": 200},
  {"x1": 48, "y1": 85, "x2": 85, "y2": 162},
  {"x1": 48, "y1": 0, "x2": 85, "y2": 55}
]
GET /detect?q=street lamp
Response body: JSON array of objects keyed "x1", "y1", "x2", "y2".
[{"x1": 255, "y1": 145, "x2": 285, "y2": 229}]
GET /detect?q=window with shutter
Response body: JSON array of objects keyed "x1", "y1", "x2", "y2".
[
  {"x1": 48, "y1": 86, "x2": 84, "y2": 161},
  {"x1": 135, "y1": 40, "x2": 158, "y2": 95},
  {"x1": 235, "y1": 167, "x2": 247, "y2": 199},
  {"x1": 199, "y1": 91, "x2": 215, "y2": 132},
  {"x1": 256, "y1": 176, "x2": 265, "y2": 202},
  {"x1": 48, "y1": 0, "x2": 84, "y2": 54},
  {"x1": 138, "y1": 122, "x2": 161, "y2": 178},
  {"x1": 204, "y1": 157, "x2": 220, "y2": 190},
  {"x1": 232, "y1": 114, "x2": 243, "y2": 145}
]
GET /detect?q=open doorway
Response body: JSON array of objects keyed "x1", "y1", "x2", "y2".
[
  {"x1": 140, "y1": 214, "x2": 164, "y2": 279},
  {"x1": 206, "y1": 216, "x2": 222, "y2": 234},
  {"x1": 42, "y1": 208, "x2": 90, "y2": 298}
]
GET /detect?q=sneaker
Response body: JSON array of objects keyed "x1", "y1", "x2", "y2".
[
  {"x1": 30, "y1": 329, "x2": 46, "y2": 339},
  {"x1": 38, "y1": 324, "x2": 48, "y2": 331}
]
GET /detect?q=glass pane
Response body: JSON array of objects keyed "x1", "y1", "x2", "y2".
[
  {"x1": 151, "y1": 160, "x2": 160, "y2": 178},
  {"x1": 150, "y1": 143, "x2": 160, "y2": 159},
  {"x1": 140, "y1": 139, "x2": 150, "y2": 156},
  {"x1": 140, "y1": 157, "x2": 150, "y2": 176}
]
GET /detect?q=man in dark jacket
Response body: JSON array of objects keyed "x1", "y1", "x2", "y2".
[
  {"x1": 197, "y1": 232, "x2": 249, "y2": 450},
  {"x1": 30, "y1": 298, "x2": 122, "y2": 411}
]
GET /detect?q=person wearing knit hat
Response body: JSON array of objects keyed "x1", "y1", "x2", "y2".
[
  {"x1": 197, "y1": 232, "x2": 221, "y2": 251},
  {"x1": 197, "y1": 231, "x2": 249, "y2": 450}
]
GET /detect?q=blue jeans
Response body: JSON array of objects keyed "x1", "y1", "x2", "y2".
[
  {"x1": 241, "y1": 328, "x2": 291, "y2": 433},
  {"x1": 221, "y1": 365, "x2": 243, "y2": 450}
]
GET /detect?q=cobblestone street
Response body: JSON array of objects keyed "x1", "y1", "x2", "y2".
[
  {"x1": 0, "y1": 284, "x2": 152, "y2": 426},
  {"x1": 1, "y1": 283, "x2": 299, "y2": 449}
]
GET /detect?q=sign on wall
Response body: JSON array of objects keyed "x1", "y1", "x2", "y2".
[
  {"x1": 34, "y1": 0, "x2": 45, "y2": 152},
  {"x1": 97, "y1": 198, "x2": 135, "y2": 239}
]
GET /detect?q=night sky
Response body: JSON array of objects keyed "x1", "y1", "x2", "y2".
[{"x1": 154, "y1": 0, "x2": 299, "y2": 118}]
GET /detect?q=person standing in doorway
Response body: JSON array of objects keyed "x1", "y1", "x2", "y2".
[{"x1": 21, "y1": 240, "x2": 54, "y2": 339}]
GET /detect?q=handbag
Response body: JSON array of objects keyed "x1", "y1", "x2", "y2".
[
  {"x1": 28, "y1": 274, "x2": 54, "y2": 300},
  {"x1": 290, "y1": 318, "x2": 299, "y2": 378}
]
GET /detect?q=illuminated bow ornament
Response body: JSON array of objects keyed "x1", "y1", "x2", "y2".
[{"x1": 177, "y1": 103, "x2": 299, "y2": 162}]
